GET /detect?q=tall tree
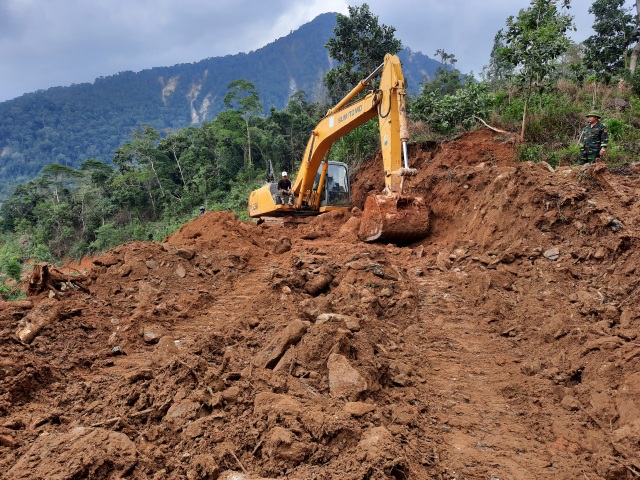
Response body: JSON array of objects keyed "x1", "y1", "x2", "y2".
[
  {"x1": 223, "y1": 80, "x2": 262, "y2": 168},
  {"x1": 583, "y1": 0, "x2": 634, "y2": 80},
  {"x1": 485, "y1": 35, "x2": 515, "y2": 87},
  {"x1": 324, "y1": 3, "x2": 402, "y2": 103},
  {"x1": 629, "y1": 1, "x2": 640, "y2": 73},
  {"x1": 496, "y1": 0, "x2": 574, "y2": 138}
]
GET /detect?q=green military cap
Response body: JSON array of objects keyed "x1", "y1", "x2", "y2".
[{"x1": 586, "y1": 111, "x2": 602, "y2": 118}]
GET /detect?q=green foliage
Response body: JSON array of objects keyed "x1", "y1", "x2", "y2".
[
  {"x1": 0, "y1": 284, "x2": 26, "y2": 301},
  {"x1": 496, "y1": 0, "x2": 574, "y2": 136},
  {"x1": 410, "y1": 82, "x2": 495, "y2": 135},
  {"x1": 516, "y1": 143, "x2": 545, "y2": 163},
  {"x1": 0, "y1": 83, "x2": 329, "y2": 261},
  {"x1": 328, "y1": 120, "x2": 380, "y2": 168},
  {"x1": 629, "y1": 68, "x2": 640, "y2": 96},
  {"x1": 5, "y1": 259, "x2": 22, "y2": 281},
  {"x1": 583, "y1": 0, "x2": 634, "y2": 81},
  {"x1": 604, "y1": 117, "x2": 629, "y2": 141},
  {"x1": 324, "y1": 3, "x2": 402, "y2": 103},
  {"x1": 422, "y1": 67, "x2": 465, "y2": 96},
  {"x1": 210, "y1": 168, "x2": 265, "y2": 221}
]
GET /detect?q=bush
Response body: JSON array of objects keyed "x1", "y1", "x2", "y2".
[
  {"x1": 604, "y1": 117, "x2": 629, "y2": 142},
  {"x1": 0, "y1": 284, "x2": 25, "y2": 301},
  {"x1": 5, "y1": 259, "x2": 22, "y2": 281},
  {"x1": 410, "y1": 82, "x2": 495, "y2": 135}
]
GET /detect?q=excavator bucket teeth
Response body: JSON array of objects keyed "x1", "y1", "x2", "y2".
[{"x1": 358, "y1": 194, "x2": 430, "y2": 244}]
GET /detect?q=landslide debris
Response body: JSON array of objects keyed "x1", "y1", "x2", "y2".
[{"x1": 1, "y1": 128, "x2": 639, "y2": 479}]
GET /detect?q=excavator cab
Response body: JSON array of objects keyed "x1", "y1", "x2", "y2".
[{"x1": 314, "y1": 161, "x2": 350, "y2": 208}]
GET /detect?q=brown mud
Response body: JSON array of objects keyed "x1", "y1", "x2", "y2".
[{"x1": 1, "y1": 128, "x2": 639, "y2": 479}]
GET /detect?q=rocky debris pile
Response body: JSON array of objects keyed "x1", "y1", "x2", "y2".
[{"x1": 1, "y1": 129, "x2": 639, "y2": 479}]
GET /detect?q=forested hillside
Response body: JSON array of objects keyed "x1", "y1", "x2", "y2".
[{"x1": 0, "y1": 12, "x2": 442, "y2": 200}]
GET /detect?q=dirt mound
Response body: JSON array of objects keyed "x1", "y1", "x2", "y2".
[{"x1": 1, "y1": 128, "x2": 639, "y2": 479}]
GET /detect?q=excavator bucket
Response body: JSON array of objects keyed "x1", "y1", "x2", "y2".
[{"x1": 358, "y1": 194, "x2": 430, "y2": 244}]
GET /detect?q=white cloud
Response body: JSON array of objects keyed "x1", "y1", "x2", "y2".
[{"x1": 0, "y1": 0, "x2": 623, "y2": 102}]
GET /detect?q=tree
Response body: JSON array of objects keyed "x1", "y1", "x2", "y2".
[
  {"x1": 224, "y1": 80, "x2": 262, "y2": 168},
  {"x1": 484, "y1": 36, "x2": 515, "y2": 87},
  {"x1": 628, "y1": 2, "x2": 640, "y2": 73},
  {"x1": 496, "y1": 0, "x2": 574, "y2": 138},
  {"x1": 40, "y1": 163, "x2": 81, "y2": 204},
  {"x1": 324, "y1": 3, "x2": 402, "y2": 103},
  {"x1": 583, "y1": 0, "x2": 634, "y2": 80},
  {"x1": 434, "y1": 49, "x2": 457, "y2": 68}
]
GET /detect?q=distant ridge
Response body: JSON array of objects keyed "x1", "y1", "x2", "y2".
[{"x1": 0, "y1": 12, "x2": 443, "y2": 199}]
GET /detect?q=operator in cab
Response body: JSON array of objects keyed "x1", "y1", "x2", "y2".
[{"x1": 278, "y1": 171, "x2": 293, "y2": 206}]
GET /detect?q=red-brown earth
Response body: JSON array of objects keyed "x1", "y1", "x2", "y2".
[{"x1": 1, "y1": 128, "x2": 639, "y2": 479}]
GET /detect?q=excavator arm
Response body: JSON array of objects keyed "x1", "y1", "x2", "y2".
[
  {"x1": 291, "y1": 53, "x2": 410, "y2": 206},
  {"x1": 248, "y1": 54, "x2": 429, "y2": 243}
]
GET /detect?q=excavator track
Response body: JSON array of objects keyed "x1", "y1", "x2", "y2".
[{"x1": 358, "y1": 194, "x2": 430, "y2": 244}]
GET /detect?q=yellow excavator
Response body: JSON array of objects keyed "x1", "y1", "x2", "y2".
[{"x1": 247, "y1": 53, "x2": 429, "y2": 243}]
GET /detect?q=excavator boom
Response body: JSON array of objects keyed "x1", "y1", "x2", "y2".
[{"x1": 248, "y1": 53, "x2": 429, "y2": 243}]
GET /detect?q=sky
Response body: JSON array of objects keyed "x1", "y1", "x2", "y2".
[{"x1": 0, "y1": 0, "x2": 627, "y2": 103}]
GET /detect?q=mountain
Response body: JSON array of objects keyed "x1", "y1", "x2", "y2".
[{"x1": 0, "y1": 12, "x2": 444, "y2": 200}]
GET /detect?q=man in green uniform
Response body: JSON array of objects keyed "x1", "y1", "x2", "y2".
[{"x1": 578, "y1": 111, "x2": 608, "y2": 164}]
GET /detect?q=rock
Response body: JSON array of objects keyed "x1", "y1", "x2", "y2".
[
  {"x1": 316, "y1": 313, "x2": 360, "y2": 331},
  {"x1": 175, "y1": 264, "x2": 187, "y2": 278},
  {"x1": 543, "y1": 247, "x2": 560, "y2": 260},
  {"x1": 413, "y1": 246, "x2": 426, "y2": 258},
  {"x1": 357, "y1": 425, "x2": 394, "y2": 461},
  {"x1": 253, "y1": 320, "x2": 309, "y2": 369},
  {"x1": 163, "y1": 400, "x2": 201, "y2": 429},
  {"x1": 146, "y1": 260, "x2": 160, "y2": 270},
  {"x1": 560, "y1": 395, "x2": 581, "y2": 411},
  {"x1": 344, "y1": 402, "x2": 376, "y2": 416},
  {"x1": 263, "y1": 426, "x2": 309, "y2": 462},
  {"x1": 125, "y1": 368, "x2": 153, "y2": 383},
  {"x1": 0, "y1": 434, "x2": 16, "y2": 448},
  {"x1": 620, "y1": 308, "x2": 635, "y2": 328},
  {"x1": 111, "y1": 345, "x2": 125, "y2": 355},
  {"x1": 521, "y1": 362, "x2": 542, "y2": 376},
  {"x1": 182, "y1": 417, "x2": 207, "y2": 439},
  {"x1": 7, "y1": 427, "x2": 136, "y2": 479},
  {"x1": 305, "y1": 273, "x2": 333, "y2": 296},
  {"x1": 253, "y1": 392, "x2": 303, "y2": 417},
  {"x1": 143, "y1": 331, "x2": 160, "y2": 344},
  {"x1": 391, "y1": 404, "x2": 419, "y2": 426},
  {"x1": 500, "y1": 252, "x2": 516, "y2": 264},
  {"x1": 300, "y1": 299, "x2": 322, "y2": 321},
  {"x1": 222, "y1": 386, "x2": 240, "y2": 403},
  {"x1": 436, "y1": 251, "x2": 452, "y2": 270},
  {"x1": 273, "y1": 237, "x2": 292, "y2": 254},
  {"x1": 176, "y1": 248, "x2": 195, "y2": 260},
  {"x1": 593, "y1": 247, "x2": 607, "y2": 260},
  {"x1": 116, "y1": 264, "x2": 132, "y2": 277},
  {"x1": 152, "y1": 336, "x2": 180, "y2": 366},
  {"x1": 327, "y1": 353, "x2": 368, "y2": 400},
  {"x1": 92, "y1": 253, "x2": 120, "y2": 267}
]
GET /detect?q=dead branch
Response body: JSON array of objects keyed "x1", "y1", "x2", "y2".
[{"x1": 473, "y1": 116, "x2": 515, "y2": 135}]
